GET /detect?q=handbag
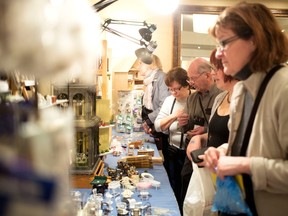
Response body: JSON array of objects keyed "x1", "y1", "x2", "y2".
[{"x1": 183, "y1": 162, "x2": 216, "y2": 216}]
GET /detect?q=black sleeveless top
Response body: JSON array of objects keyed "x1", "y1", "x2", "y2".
[{"x1": 207, "y1": 110, "x2": 229, "y2": 148}]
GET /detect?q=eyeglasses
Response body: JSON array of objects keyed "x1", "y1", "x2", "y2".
[
  {"x1": 216, "y1": 35, "x2": 239, "y2": 50},
  {"x1": 168, "y1": 86, "x2": 182, "y2": 93},
  {"x1": 186, "y1": 73, "x2": 205, "y2": 84}
]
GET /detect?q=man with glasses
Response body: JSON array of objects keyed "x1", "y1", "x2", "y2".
[{"x1": 178, "y1": 57, "x2": 222, "y2": 214}]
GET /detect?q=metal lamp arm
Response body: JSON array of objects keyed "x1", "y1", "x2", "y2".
[
  {"x1": 103, "y1": 18, "x2": 149, "y2": 28},
  {"x1": 102, "y1": 25, "x2": 144, "y2": 45}
]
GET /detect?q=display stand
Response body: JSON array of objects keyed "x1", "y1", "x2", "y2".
[
  {"x1": 96, "y1": 98, "x2": 113, "y2": 153},
  {"x1": 70, "y1": 159, "x2": 105, "y2": 189}
]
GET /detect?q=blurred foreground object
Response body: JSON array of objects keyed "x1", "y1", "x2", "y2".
[
  {"x1": 0, "y1": 0, "x2": 100, "y2": 81},
  {"x1": 0, "y1": 102, "x2": 75, "y2": 216},
  {"x1": 0, "y1": 0, "x2": 101, "y2": 215}
]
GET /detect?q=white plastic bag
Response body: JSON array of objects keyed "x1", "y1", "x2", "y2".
[{"x1": 183, "y1": 162, "x2": 216, "y2": 216}]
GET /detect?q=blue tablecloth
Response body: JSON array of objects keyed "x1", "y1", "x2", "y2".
[{"x1": 74, "y1": 131, "x2": 181, "y2": 215}]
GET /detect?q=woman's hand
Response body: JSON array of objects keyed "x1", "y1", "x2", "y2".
[
  {"x1": 203, "y1": 146, "x2": 224, "y2": 173},
  {"x1": 203, "y1": 145, "x2": 251, "y2": 179},
  {"x1": 177, "y1": 112, "x2": 189, "y2": 126},
  {"x1": 173, "y1": 108, "x2": 185, "y2": 119},
  {"x1": 214, "y1": 156, "x2": 251, "y2": 179},
  {"x1": 196, "y1": 154, "x2": 206, "y2": 167}
]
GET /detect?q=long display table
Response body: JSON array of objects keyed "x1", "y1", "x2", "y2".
[{"x1": 73, "y1": 132, "x2": 181, "y2": 216}]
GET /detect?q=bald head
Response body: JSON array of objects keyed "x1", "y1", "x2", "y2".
[
  {"x1": 188, "y1": 58, "x2": 212, "y2": 74},
  {"x1": 187, "y1": 57, "x2": 214, "y2": 92}
]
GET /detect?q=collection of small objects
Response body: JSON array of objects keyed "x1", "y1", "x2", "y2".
[
  {"x1": 115, "y1": 90, "x2": 143, "y2": 134},
  {"x1": 71, "y1": 160, "x2": 162, "y2": 216},
  {"x1": 107, "y1": 162, "x2": 161, "y2": 216},
  {"x1": 109, "y1": 136, "x2": 158, "y2": 165},
  {"x1": 70, "y1": 132, "x2": 166, "y2": 216}
]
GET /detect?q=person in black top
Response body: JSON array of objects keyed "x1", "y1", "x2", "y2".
[
  {"x1": 185, "y1": 48, "x2": 238, "y2": 160},
  {"x1": 183, "y1": 49, "x2": 238, "y2": 215}
]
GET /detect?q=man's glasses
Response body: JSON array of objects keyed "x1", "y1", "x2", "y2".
[
  {"x1": 216, "y1": 35, "x2": 239, "y2": 51},
  {"x1": 186, "y1": 72, "x2": 205, "y2": 84},
  {"x1": 168, "y1": 86, "x2": 182, "y2": 93}
]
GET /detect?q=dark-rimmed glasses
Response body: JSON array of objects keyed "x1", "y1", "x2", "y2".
[
  {"x1": 168, "y1": 86, "x2": 182, "y2": 93},
  {"x1": 216, "y1": 35, "x2": 239, "y2": 51}
]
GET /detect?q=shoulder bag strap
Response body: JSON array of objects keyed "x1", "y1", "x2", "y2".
[
  {"x1": 169, "y1": 98, "x2": 176, "y2": 115},
  {"x1": 169, "y1": 98, "x2": 184, "y2": 149},
  {"x1": 168, "y1": 98, "x2": 176, "y2": 134},
  {"x1": 198, "y1": 95, "x2": 209, "y2": 125},
  {"x1": 240, "y1": 64, "x2": 283, "y2": 155},
  {"x1": 240, "y1": 64, "x2": 283, "y2": 216}
]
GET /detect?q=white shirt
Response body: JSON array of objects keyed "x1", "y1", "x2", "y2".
[{"x1": 155, "y1": 95, "x2": 187, "y2": 149}]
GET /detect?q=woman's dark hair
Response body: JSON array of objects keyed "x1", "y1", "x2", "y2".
[
  {"x1": 165, "y1": 67, "x2": 189, "y2": 87},
  {"x1": 209, "y1": 1, "x2": 288, "y2": 72},
  {"x1": 210, "y1": 49, "x2": 234, "y2": 82}
]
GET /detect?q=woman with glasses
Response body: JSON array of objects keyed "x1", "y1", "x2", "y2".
[
  {"x1": 154, "y1": 67, "x2": 193, "y2": 209},
  {"x1": 203, "y1": 2, "x2": 288, "y2": 216}
]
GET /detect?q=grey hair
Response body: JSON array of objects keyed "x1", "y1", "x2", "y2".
[{"x1": 198, "y1": 62, "x2": 213, "y2": 74}]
